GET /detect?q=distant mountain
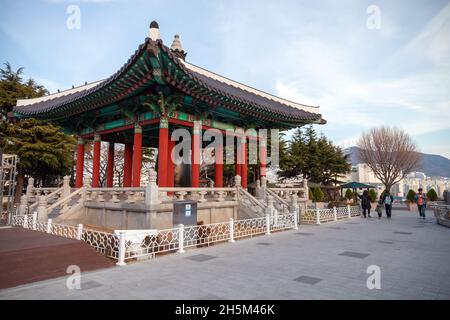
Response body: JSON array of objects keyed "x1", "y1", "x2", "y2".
[{"x1": 345, "y1": 146, "x2": 450, "y2": 178}]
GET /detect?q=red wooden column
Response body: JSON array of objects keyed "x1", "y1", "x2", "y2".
[
  {"x1": 123, "y1": 143, "x2": 133, "y2": 187},
  {"x1": 132, "y1": 124, "x2": 143, "y2": 187},
  {"x1": 241, "y1": 137, "x2": 248, "y2": 188},
  {"x1": 260, "y1": 138, "x2": 267, "y2": 177},
  {"x1": 75, "y1": 137, "x2": 85, "y2": 188},
  {"x1": 191, "y1": 121, "x2": 201, "y2": 187},
  {"x1": 235, "y1": 136, "x2": 242, "y2": 178},
  {"x1": 157, "y1": 117, "x2": 169, "y2": 186},
  {"x1": 215, "y1": 143, "x2": 223, "y2": 188},
  {"x1": 167, "y1": 137, "x2": 175, "y2": 187},
  {"x1": 92, "y1": 133, "x2": 101, "y2": 187},
  {"x1": 106, "y1": 142, "x2": 115, "y2": 187}
]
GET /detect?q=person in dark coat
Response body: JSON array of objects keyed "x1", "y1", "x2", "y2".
[{"x1": 358, "y1": 190, "x2": 372, "y2": 218}]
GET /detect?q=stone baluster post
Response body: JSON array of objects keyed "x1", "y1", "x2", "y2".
[
  {"x1": 260, "y1": 176, "x2": 267, "y2": 201},
  {"x1": 235, "y1": 175, "x2": 242, "y2": 188},
  {"x1": 19, "y1": 195, "x2": 28, "y2": 215},
  {"x1": 303, "y1": 178, "x2": 309, "y2": 201},
  {"x1": 26, "y1": 177, "x2": 34, "y2": 199},
  {"x1": 290, "y1": 194, "x2": 299, "y2": 230},
  {"x1": 37, "y1": 195, "x2": 48, "y2": 221},
  {"x1": 62, "y1": 175, "x2": 71, "y2": 198},
  {"x1": 145, "y1": 169, "x2": 160, "y2": 207},
  {"x1": 255, "y1": 179, "x2": 261, "y2": 198}
]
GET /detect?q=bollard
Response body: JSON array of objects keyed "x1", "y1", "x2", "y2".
[
  {"x1": 177, "y1": 224, "x2": 185, "y2": 253},
  {"x1": 333, "y1": 206, "x2": 338, "y2": 222},
  {"x1": 347, "y1": 205, "x2": 351, "y2": 218},
  {"x1": 116, "y1": 232, "x2": 126, "y2": 266},
  {"x1": 265, "y1": 213, "x2": 271, "y2": 235},
  {"x1": 47, "y1": 219, "x2": 52, "y2": 233},
  {"x1": 229, "y1": 218, "x2": 235, "y2": 243},
  {"x1": 316, "y1": 208, "x2": 321, "y2": 225},
  {"x1": 76, "y1": 224, "x2": 83, "y2": 240}
]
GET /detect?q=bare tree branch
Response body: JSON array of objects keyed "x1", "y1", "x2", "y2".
[{"x1": 357, "y1": 126, "x2": 422, "y2": 192}]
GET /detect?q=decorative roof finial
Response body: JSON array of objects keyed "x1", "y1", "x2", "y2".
[
  {"x1": 149, "y1": 20, "x2": 160, "y2": 41},
  {"x1": 170, "y1": 34, "x2": 187, "y2": 60}
]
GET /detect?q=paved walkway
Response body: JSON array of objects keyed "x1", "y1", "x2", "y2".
[{"x1": 1, "y1": 210, "x2": 449, "y2": 300}]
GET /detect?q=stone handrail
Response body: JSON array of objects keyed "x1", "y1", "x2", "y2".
[
  {"x1": 268, "y1": 188, "x2": 307, "y2": 201},
  {"x1": 238, "y1": 187, "x2": 266, "y2": 211},
  {"x1": 47, "y1": 188, "x2": 84, "y2": 212},
  {"x1": 29, "y1": 187, "x2": 64, "y2": 210},
  {"x1": 158, "y1": 187, "x2": 237, "y2": 203},
  {"x1": 266, "y1": 188, "x2": 290, "y2": 214},
  {"x1": 85, "y1": 187, "x2": 146, "y2": 203}
]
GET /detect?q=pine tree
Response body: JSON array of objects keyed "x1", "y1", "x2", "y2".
[
  {"x1": 426, "y1": 188, "x2": 438, "y2": 201},
  {"x1": 0, "y1": 62, "x2": 75, "y2": 202},
  {"x1": 406, "y1": 190, "x2": 416, "y2": 203},
  {"x1": 0, "y1": 119, "x2": 76, "y2": 202},
  {"x1": 345, "y1": 189, "x2": 353, "y2": 201},
  {"x1": 278, "y1": 125, "x2": 351, "y2": 184}
]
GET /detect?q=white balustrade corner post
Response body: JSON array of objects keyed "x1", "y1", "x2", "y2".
[
  {"x1": 260, "y1": 176, "x2": 267, "y2": 199},
  {"x1": 316, "y1": 208, "x2": 321, "y2": 225},
  {"x1": 32, "y1": 212, "x2": 37, "y2": 230},
  {"x1": 19, "y1": 195, "x2": 28, "y2": 215},
  {"x1": 265, "y1": 213, "x2": 271, "y2": 235},
  {"x1": 145, "y1": 169, "x2": 160, "y2": 206},
  {"x1": 347, "y1": 205, "x2": 351, "y2": 218},
  {"x1": 177, "y1": 224, "x2": 185, "y2": 253},
  {"x1": 116, "y1": 232, "x2": 127, "y2": 266},
  {"x1": 62, "y1": 175, "x2": 71, "y2": 198},
  {"x1": 37, "y1": 195, "x2": 48, "y2": 221},
  {"x1": 290, "y1": 194, "x2": 299, "y2": 230},
  {"x1": 333, "y1": 206, "x2": 338, "y2": 222},
  {"x1": 26, "y1": 177, "x2": 34, "y2": 198},
  {"x1": 23, "y1": 214, "x2": 28, "y2": 228},
  {"x1": 76, "y1": 224, "x2": 83, "y2": 240},
  {"x1": 228, "y1": 218, "x2": 235, "y2": 243},
  {"x1": 235, "y1": 175, "x2": 242, "y2": 188},
  {"x1": 47, "y1": 219, "x2": 52, "y2": 233},
  {"x1": 255, "y1": 179, "x2": 261, "y2": 198}
]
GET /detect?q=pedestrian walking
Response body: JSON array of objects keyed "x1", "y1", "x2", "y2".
[
  {"x1": 375, "y1": 199, "x2": 383, "y2": 219},
  {"x1": 358, "y1": 190, "x2": 372, "y2": 218},
  {"x1": 381, "y1": 190, "x2": 394, "y2": 219},
  {"x1": 414, "y1": 188, "x2": 427, "y2": 220}
]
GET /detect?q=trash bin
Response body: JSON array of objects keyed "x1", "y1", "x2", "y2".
[{"x1": 173, "y1": 201, "x2": 197, "y2": 226}]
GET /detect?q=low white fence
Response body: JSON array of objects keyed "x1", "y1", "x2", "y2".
[
  {"x1": 301, "y1": 205, "x2": 362, "y2": 224},
  {"x1": 11, "y1": 211, "x2": 298, "y2": 265}
]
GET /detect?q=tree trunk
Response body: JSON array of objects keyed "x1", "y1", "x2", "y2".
[{"x1": 14, "y1": 170, "x2": 25, "y2": 204}]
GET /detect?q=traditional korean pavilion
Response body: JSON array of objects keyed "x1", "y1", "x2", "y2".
[{"x1": 12, "y1": 21, "x2": 325, "y2": 190}]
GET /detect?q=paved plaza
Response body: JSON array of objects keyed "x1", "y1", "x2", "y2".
[{"x1": 1, "y1": 209, "x2": 449, "y2": 300}]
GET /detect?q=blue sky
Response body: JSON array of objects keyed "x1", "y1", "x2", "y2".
[{"x1": 1, "y1": 0, "x2": 449, "y2": 158}]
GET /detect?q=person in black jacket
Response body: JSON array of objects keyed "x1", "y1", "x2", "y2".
[
  {"x1": 358, "y1": 190, "x2": 372, "y2": 218},
  {"x1": 380, "y1": 190, "x2": 394, "y2": 219}
]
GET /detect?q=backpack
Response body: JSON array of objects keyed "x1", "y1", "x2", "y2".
[{"x1": 384, "y1": 195, "x2": 392, "y2": 205}]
